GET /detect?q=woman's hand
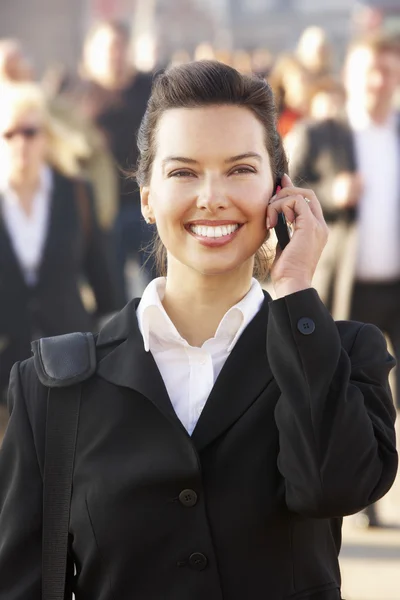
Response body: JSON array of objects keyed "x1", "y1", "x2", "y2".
[{"x1": 267, "y1": 173, "x2": 329, "y2": 298}]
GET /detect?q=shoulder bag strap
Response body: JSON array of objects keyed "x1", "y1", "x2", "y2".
[{"x1": 42, "y1": 384, "x2": 81, "y2": 600}]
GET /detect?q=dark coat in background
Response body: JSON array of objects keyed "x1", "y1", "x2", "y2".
[
  {"x1": 0, "y1": 288, "x2": 397, "y2": 600},
  {"x1": 0, "y1": 169, "x2": 122, "y2": 397}
]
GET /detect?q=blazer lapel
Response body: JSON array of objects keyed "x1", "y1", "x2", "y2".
[
  {"x1": 191, "y1": 293, "x2": 274, "y2": 452},
  {"x1": 96, "y1": 300, "x2": 187, "y2": 436},
  {"x1": 36, "y1": 171, "x2": 64, "y2": 283}
]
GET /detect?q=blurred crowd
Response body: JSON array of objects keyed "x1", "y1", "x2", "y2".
[{"x1": 0, "y1": 18, "x2": 399, "y2": 529}]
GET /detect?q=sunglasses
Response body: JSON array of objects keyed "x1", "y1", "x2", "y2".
[{"x1": 2, "y1": 126, "x2": 42, "y2": 140}]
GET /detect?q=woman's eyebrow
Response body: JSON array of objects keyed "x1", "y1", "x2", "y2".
[
  {"x1": 225, "y1": 152, "x2": 262, "y2": 163},
  {"x1": 162, "y1": 156, "x2": 198, "y2": 166},
  {"x1": 162, "y1": 152, "x2": 262, "y2": 167}
]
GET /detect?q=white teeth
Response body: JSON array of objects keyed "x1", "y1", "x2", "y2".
[{"x1": 190, "y1": 223, "x2": 240, "y2": 238}]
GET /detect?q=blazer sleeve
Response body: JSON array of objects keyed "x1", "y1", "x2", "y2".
[
  {"x1": 267, "y1": 288, "x2": 398, "y2": 518},
  {"x1": 81, "y1": 182, "x2": 126, "y2": 315},
  {"x1": 0, "y1": 362, "x2": 43, "y2": 600}
]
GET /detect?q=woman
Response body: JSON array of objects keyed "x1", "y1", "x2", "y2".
[
  {"x1": 0, "y1": 61, "x2": 397, "y2": 600},
  {"x1": 0, "y1": 82, "x2": 121, "y2": 403}
]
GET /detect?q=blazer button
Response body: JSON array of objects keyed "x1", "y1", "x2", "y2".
[
  {"x1": 189, "y1": 552, "x2": 208, "y2": 571},
  {"x1": 297, "y1": 317, "x2": 316, "y2": 335},
  {"x1": 179, "y1": 489, "x2": 198, "y2": 507}
]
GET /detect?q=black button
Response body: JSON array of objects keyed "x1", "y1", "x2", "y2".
[
  {"x1": 297, "y1": 317, "x2": 316, "y2": 335},
  {"x1": 189, "y1": 552, "x2": 208, "y2": 571},
  {"x1": 179, "y1": 489, "x2": 198, "y2": 507}
]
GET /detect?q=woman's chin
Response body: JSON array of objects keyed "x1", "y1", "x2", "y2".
[{"x1": 181, "y1": 256, "x2": 255, "y2": 278}]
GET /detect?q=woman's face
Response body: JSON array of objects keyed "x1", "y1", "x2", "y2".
[
  {"x1": 0, "y1": 107, "x2": 47, "y2": 182},
  {"x1": 141, "y1": 105, "x2": 275, "y2": 278}
]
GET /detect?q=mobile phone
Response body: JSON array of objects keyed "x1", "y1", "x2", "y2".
[{"x1": 273, "y1": 177, "x2": 291, "y2": 250}]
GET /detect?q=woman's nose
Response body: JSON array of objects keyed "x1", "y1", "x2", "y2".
[{"x1": 196, "y1": 178, "x2": 229, "y2": 211}]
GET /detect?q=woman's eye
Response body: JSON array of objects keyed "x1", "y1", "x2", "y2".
[
  {"x1": 169, "y1": 170, "x2": 196, "y2": 178},
  {"x1": 231, "y1": 166, "x2": 256, "y2": 175}
]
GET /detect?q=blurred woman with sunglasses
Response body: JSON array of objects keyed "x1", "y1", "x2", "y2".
[{"x1": 0, "y1": 82, "x2": 121, "y2": 406}]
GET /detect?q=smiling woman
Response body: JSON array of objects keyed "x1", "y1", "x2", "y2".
[
  {"x1": 0, "y1": 61, "x2": 397, "y2": 600},
  {"x1": 135, "y1": 61, "x2": 288, "y2": 281}
]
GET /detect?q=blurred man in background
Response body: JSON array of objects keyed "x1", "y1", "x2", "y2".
[
  {"x1": 66, "y1": 20, "x2": 155, "y2": 296},
  {"x1": 0, "y1": 39, "x2": 33, "y2": 82}
]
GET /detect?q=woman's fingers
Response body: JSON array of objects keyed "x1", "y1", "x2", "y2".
[
  {"x1": 267, "y1": 192, "x2": 313, "y2": 229},
  {"x1": 268, "y1": 176, "x2": 325, "y2": 225}
]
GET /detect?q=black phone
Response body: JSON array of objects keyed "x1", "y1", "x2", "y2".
[{"x1": 273, "y1": 177, "x2": 291, "y2": 250}]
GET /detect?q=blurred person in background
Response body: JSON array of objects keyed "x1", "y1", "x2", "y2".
[
  {"x1": 269, "y1": 53, "x2": 312, "y2": 138},
  {"x1": 307, "y1": 77, "x2": 346, "y2": 121},
  {"x1": 0, "y1": 37, "x2": 122, "y2": 268},
  {"x1": 0, "y1": 82, "x2": 121, "y2": 410},
  {"x1": 231, "y1": 49, "x2": 253, "y2": 75},
  {"x1": 251, "y1": 47, "x2": 273, "y2": 79},
  {"x1": 295, "y1": 26, "x2": 334, "y2": 82},
  {"x1": 289, "y1": 34, "x2": 400, "y2": 526},
  {"x1": 67, "y1": 20, "x2": 155, "y2": 296},
  {"x1": 169, "y1": 48, "x2": 191, "y2": 67},
  {"x1": 0, "y1": 39, "x2": 34, "y2": 83},
  {"x1": 214, "y1": 49, "x2": 233, "y2": 67},
  {"x1": 193, "y1": 41, "x2": 216, "y2": 61}
]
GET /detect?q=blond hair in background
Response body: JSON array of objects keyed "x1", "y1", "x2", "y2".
[{"x1": 0, "y1": 82, "x2": 90, "y2": 178}]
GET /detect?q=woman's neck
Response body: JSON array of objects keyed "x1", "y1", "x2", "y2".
[
  {"x1": 9, "y1": 172, "x2": 41, "y2": 216},
  {"x1": 162, "y1": 259, "x2": 254, "y2": 347}
]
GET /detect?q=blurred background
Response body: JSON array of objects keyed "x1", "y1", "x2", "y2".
[
  {"x1": 1, "y1": 0, "x2": 400, "y2": 76},
  {"x1": 0, "y1": 1, "x2": 399, "y2": 599}
]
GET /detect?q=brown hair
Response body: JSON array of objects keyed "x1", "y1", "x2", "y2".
[{"x1": 135, "y1": 60, "x2": 288, "y2": 279}]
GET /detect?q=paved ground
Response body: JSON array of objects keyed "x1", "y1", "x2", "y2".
[{"x1": 340, "y1": 418, "x2": 400, "y2": 600}]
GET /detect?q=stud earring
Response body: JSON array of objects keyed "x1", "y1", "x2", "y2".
[{"x1": 145, "y1": 216, "x2": 153, "y2": 224}]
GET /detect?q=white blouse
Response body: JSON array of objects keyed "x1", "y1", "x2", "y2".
[{"x1": 0, "y1": 167, "x2": 52, "y2": 286}]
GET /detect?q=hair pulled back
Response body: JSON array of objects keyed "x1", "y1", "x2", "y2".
[{"x1": 135, "y1": 60, "x2": 288, "y2": 278}]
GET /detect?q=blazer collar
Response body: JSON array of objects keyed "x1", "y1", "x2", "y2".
[{"x1": 96, "y1": 291, "x2": 274, "y2": 452}]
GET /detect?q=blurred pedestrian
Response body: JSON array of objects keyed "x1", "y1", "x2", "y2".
[
  {"x1": 295, "y1": 26, "x2": 334, "y2": 81},
  {"x1": 231, "y1": 49, "x2": 253, "y2": 75},
  {"x1": 307, "y1": 77, "x2": 346, "y2": 121},
  {"x1": 0, "y1": 60, "x2": 397, "y2": 600},
  {"x1": 251, "y1": 47, "x2": 273, "y2": 79},
  {"x1": 0, "y1": 82, "x2": 121, "y2": 404},
  {"x1": 193, "y1": 42, "x2": 216, "y2": 61},
  {"x1": 69, "y1": 20, "x2": 155, "y2": 295},
  {"x1": 0, "y1": 37, "x2": 121, "y2": 256},
  {"x1": 269, "y1": 53, "x2": 312, "y2": 138},
  {"x1": 0, "y1": 39, "x2": 34, "y2": 83}
]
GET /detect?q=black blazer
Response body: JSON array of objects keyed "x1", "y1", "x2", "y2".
[
  {"x1": 0, "y1": 169, "x2": 122, "y2": 397},
  {"x1": 0, "y1": 289, "x2": 397, "y2": 600}
]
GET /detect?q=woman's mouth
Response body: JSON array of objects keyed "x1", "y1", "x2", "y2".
[
  {"x1": 189, "y1": 223, "x2": 240, "y2": 238},
  {"x1": 186, "y1": 222, "x2": 243, "y2": 247}
]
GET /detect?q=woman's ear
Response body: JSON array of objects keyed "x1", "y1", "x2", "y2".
[{"x1": 140, "y1": 186, "x2": 155, "y2": 224}]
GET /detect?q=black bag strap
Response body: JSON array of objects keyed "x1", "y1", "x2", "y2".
[
  {"x1": 31, "y1": 332, "x2": 97, "y2": 600},
  {"x1": 42, "y1": 385, "x2": 81, "y2": 600}
]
